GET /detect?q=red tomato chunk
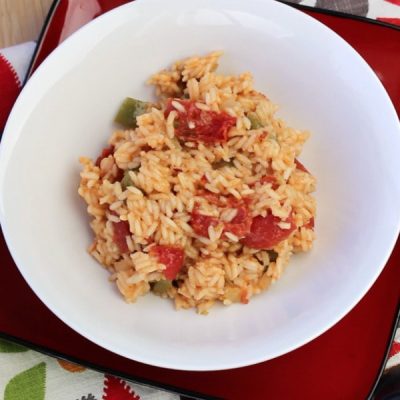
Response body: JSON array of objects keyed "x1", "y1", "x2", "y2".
[
  {"x1": 304, "y1": 217, "x2": 315, "y2": 230},
  {"x1": 259, "y1": 175, "x2": 277, "y2": 185},
  {"x1": 241, "y1": 213, "x2": 296, "y2": 249},
  {"x1": 95, "y1": 145, "x2": 124, "y2": 182},
  {"x1": 198, "y1": 190, "x2": 220, "y2": 206},
  {"x1": 112, "y1": 220, "x2": 130, "y2": 253},
  {"x1": 190, "y1": 201, "x2": 252, "y2": 239},
  {"x1": 190, "y1": 211, "x2": 219, "y2": 238},
  {"x1": 150, "y1": 245, "x2": 185, "y2": 280},
  {"x1": 294, "y1": 158, "x2": 309, "y2": 173},
  {"x1": 259, "y1": 175, "x2": 279, "y2": 190},
  {"x1": 165, "y1": 99, "x2": 236, "y2": 144},
  {"x1": 95, "y1": 145, "x2": 114, "y2": 167},
  {"x1": 224, "y1": 206, "x2": 252, "y2": 238},
  {"x1": 115, "y1": 168, "x2": 124, "y2": 182}
]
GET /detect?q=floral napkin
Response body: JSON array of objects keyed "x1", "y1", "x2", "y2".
[{"x1": 0, "y1": 338, "x2": 178, "y2": 400}]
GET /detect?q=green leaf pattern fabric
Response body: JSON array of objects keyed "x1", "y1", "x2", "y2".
[
  {"x1": 0, "y1": 339, "x2": 178, "y2": 400},
  {"x1": 0, "y1": 339, "x2": 28, "y2": 353},
  {"x1": 4, "y1": 363, "x2": 45, "y2": 400}
]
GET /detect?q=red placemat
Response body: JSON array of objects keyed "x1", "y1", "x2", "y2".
[{"x1": 1, "y1": 2, "x2": 400, "y2": 399}]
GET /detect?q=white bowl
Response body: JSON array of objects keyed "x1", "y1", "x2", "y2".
[{"x1": 1, "y1": 0, "x2": 400, "y2": 371}]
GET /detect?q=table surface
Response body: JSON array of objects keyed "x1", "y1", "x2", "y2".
[{"x1": 0, "y1": 0, "x2": 53, "y2": 48}]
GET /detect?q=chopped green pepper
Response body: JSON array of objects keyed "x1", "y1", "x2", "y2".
[
  {"x1": 152, "y1": 279, "x2": 173, "y2": 295},
  {"x1": 120, "y1": 167, "x2": 140, "y2": 191},
  {"x1": 114, "y1": 97, "x2": 150, "y2": 129},
  {"x1": 121, "y1": 170, "x2": 133, "y2": 191},
  {"x1": 247, "y1": 112, "x2": 264, "y2": 129},
  {"x1": 212, "y1": 159, "x2": 234, "y2": 169}
]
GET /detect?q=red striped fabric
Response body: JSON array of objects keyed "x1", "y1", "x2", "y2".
[
  {"x1": 384, "y1": 0, "x2": 400, "y2": 6},
  {"x1": 377, "y1": 17, "x2": 400, "y2": 24},
  {"x1": 388, "y1": 341, "x2": 400, "y2": 359}
]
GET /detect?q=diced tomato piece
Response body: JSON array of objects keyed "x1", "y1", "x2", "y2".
[
  {"x1": 241, "y1": 213, "x2": 296, "y2": 249},
  {"x1": 115, "y1": 168, "x2": 124, "y2": 181},
  {"x1": 190, "y1": 204, "x2": 252, "y2": 239},
  {"x1": 95, "y1": 145, "x2": 123, "y2": 182},
  {"x1": 200, "y1": 175, "x2": 208, "y2": 185},
  {"x1": 150, "y1": 245, "x2": 185, "y2": 280},
  {"x1": 249, "y1": 174, "x2": 279, "y2": 190},
  {"x1": 112, "y1": 220, "x2": 130, "y2": 253},
  {"x1": 260, "y1": 175, "x2": 279, "y2": 190},
  {"x1": 304, "y1": 217, "x2": 315, "y2": 230},
  {"x1": 224, "y1": 206, "x2": 252, "y2": 237},
  {"x1": 95, "y1": 145, "x2": 114, "y2": 167},
  {"x1": 197, "y1": 190, "x2": 248, "y2": 208},
  {"x1": 227, "y1": 195, "x2": 252, "y2": 209},
  {"x1": 165, "y1": 99, "x2": 236, "y2": 144},
  {"x1": 192, "y1": 192, "x2": 252, "y2": 239},
  {"x1": 190, "y1": 211, "x2": 219, "y2": 237},
  {"x1": 259, "y1": 175, "x2": 277, "y2": 185},
  {"x1": 197, "y1": 189, "x2": 220, "y2": 205},
  {"x1": 294, "y1": 159, "x2": 309, "y2": 173}
]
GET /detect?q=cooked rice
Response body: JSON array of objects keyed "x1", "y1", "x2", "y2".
[{"x1": 78, "y1": 51, "x2": 316, "y2": 314}]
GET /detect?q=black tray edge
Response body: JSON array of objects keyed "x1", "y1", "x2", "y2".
[{"x1": 24, "y1": 0, "x2": 61, "y2": 83}]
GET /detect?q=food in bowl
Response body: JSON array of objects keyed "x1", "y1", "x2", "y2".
[{"x1": 78, "y1": 52, "x2": 316, "y2": 314}]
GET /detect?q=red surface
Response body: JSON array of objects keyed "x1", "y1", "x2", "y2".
[
  {"x1": 103, "y1": 375, "x2": 141, "y2": 400},
  {"x1": 2, "y1": 2, "x2": 400, "y2": 400},
  {"x1": 0, "y1": 55, "x2": 21, "y2": 132},
  {"x1": 384, "y1": 0, "x2": 400, "y2": 6},
  {"x1": 377, "y1": 17, "x2": 400, "y2": 26}
]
